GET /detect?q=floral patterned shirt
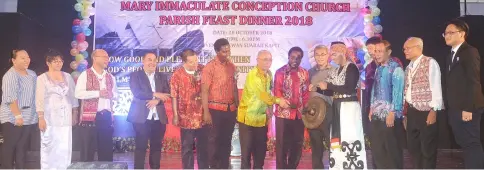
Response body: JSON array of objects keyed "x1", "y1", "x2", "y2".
[
  {"x1": 201, "y1": 57, "x2": 237, "y2": 111},
  {"x1": 170, "y1": 65, "x2": 204, "y2": 129},
  {"x1": 370, "y1": 58, "x2": 405, "y2": 120},
  {"x1": 273, "y1": 65, "x2": 310, "y2": 120}
]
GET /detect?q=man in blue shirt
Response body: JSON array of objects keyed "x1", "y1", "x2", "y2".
[{"x1": 369, "y1": 41, "x2": 405, "y2": 169}]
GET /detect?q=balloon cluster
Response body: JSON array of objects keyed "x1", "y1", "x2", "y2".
[
  {"x1": 70, "y1": 0, "x2": 95, "y2": 81},
  {"x1": 359, "y1": 0, "x2": 382, "y2": 68}
]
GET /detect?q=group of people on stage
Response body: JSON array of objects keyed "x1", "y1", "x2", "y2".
[
  {"x1": 1, "y1": 48, "x2": 116, "y2": 169},
  {"x1": 1, "y1": 18, "x2": 483, "y2": 169}
]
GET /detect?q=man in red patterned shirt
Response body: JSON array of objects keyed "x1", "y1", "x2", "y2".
[
  {"x1": 171, "y1": 49, "x2": 208, "y2": 169},
  {"x1": 273, "y1": 46, "x2": 310, "y2": 169},
  {"x1": 201, "y1": 38, "x2": 239, "y2": 169}
]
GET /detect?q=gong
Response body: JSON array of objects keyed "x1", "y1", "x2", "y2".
[{"x1": 302, "y1": 96, "x2": 328, "y2": 129}]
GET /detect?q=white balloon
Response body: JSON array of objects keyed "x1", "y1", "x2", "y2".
[
  {"x1": 83, "y1": 18, "x2": 92, "y2": 25},
  {"x1": 81, "y1": 18, "x2": 91, "y2": 28},
  {"x1": 89, "y1": 7, "x2": 96, "y2": 16},
  {"x1": 74, "y1": 3, "x2": 83, "y2": 12},
  {"x1": 374, "y1": 25, "x2": 383, "y2": 33},
  {"x1": 368, "y1": 0, "x2": 378, "y2": 7},
  {"x1": 371, "y1": 7, "x2": 381, "y2": 16}
]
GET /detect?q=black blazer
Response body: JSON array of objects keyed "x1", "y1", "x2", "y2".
[
  {"x1": 127, "y1": 70, "x2": 170, "y2": 124},
  {"x1": 445, "y1": 42, "x2": 484, "y2": 112}
]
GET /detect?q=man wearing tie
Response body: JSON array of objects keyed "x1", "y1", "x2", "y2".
[
  {"x1": 444, "y1": 19, "x2": 484, "y2": 169},
  {"x1": 127, "y1": 52, "x2": 171, "y2": 169}
]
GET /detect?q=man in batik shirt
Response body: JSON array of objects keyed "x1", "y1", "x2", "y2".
[
  {"x1": 237, "y1": 50, "x2": 289, "y2": 169},
  {"x1": 369, "y1": 40, "x2": 405, "y2": 169},
  {"x1": 171, "y1": 49, "x2": 208, "y2": 169},
  {"x1": 273, "y1": 46, "x2": 310, "y2": 169},
  {"x1": 201, "y1": 38, "x2": 239, "y2": 169},
  {"x1": 363, "y1": 37, "x2": 403, "y2": 138}
]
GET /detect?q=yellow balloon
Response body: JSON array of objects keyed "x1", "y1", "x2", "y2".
[
  {"x1": 364, "y1": 14, "x2": 373, "y2": 22},
  {"x1": 81, "y1": 11, "x2": 90, "y2": 18},
  {"x1": 75, "y1": 54, "x2": 85, "y2": 61}
]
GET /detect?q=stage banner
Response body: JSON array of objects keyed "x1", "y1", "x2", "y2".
[{"x1": 94, "y1": 0, "x2": 367, "y2": 116}]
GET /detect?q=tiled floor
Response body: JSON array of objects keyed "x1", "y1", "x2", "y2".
[{"x1": 24, "y1": 149, "x2": 465, "y2": 169}]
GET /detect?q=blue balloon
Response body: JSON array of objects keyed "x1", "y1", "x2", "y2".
[
  {"x1": 372, "y1": 16, "x2": 381, "y2": 25},
  {"x1": 84, "y1": 28, "x2": 92, "y2": 36},
  {"x1": 72, "y1": 25, "x2": 82, "y2": 34},
  {"x1": 357, "y1": 49, "x2": 366, "y2": 65},
  {"x1": 80, "y1": 51, "x2": 89, "y2": 58},
  {"x1": 77, "y1": 63, "x2": 87, "y2": 72},
  {"x1": 357, "y1": 49, "x2": 366, "y2": 58},
  {"x1": 362, "y1": 36, "x2": 369, "y2": 43}
]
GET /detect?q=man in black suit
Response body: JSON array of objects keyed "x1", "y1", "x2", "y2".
[
  {"x1": 444, "y1": 19, "x2": 484, "y2": 169},
  {"x1": 127, "y1": 52, "x2": 171, "y2": 169}
]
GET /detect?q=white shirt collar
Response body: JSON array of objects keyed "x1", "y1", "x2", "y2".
[
  {"x1": 452, "y1": 42, "x2": 464, "y2": 54},
  {"x1": 90, "y1": 67, "x2": 106, "y2": 78},
  {"x1": 145, "y1": 71, "x2": 155, "y2": 77},
  {"x1": 410, "y1": 54, "x2": 424, "y2": 68}
]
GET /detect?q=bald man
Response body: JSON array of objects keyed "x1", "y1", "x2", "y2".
[
  {"x1": 237, "y1": 50, "x2": 289, "y2": 169},
  {"x1": 75, "y1": 49, "x2": 118, "y2": 162},
  {"x1": 403, "y1": 37, "x2": 443, "y2": 169}
]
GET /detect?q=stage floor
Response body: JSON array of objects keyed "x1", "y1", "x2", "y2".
[{"x1": 23, "y1": 149, "x2": 465, "y2": 169}]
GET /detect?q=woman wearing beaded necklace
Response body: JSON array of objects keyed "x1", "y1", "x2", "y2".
[{"x1": 36, "y1": 49, "x2": 79, "y2": 169}]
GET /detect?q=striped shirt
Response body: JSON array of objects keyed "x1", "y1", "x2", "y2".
[{"x1": 0, "y1": 67, "x2": 37, "y2": 125}]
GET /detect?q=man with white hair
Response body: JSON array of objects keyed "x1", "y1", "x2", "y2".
[
  {"x1": 237, "y1": 50, "x2": 289, "y2": 169},
  {"x1": 403, "y1": 37, "x2": 443, "y2": 169}
]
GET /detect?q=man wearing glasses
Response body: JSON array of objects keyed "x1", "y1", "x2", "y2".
[
  {"x1": 75, "y1": 49, "x2": 118, "y2": 162},
  {"x1": 443, "y1": 19, "x2": 484, "y2": 169}
]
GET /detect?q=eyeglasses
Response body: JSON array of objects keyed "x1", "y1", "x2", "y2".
[
  {"x1": 403, "y1": 45, "x2": 418, "y2": 52},
  {"x1": 442, "y1": 31, "x2": 461, "y2": 37},
  {"x1": 51, "y1": 60, "x2": 64, "y2": 64}
]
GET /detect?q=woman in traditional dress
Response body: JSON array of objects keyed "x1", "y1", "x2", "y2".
[
  {"x1": 315, "y1": 47, "x2": 367, "y2": 169},
  {"x1": 36, "y1": 49, "x2": 79, "y2": 169}
]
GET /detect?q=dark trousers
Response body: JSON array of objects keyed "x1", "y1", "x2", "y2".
[
  {"x1": 181, "y1": 126, "x2": 209, "y2": 169},
  {"x1": 406, "y1": 107, "x2": 438, "y2": 169},
  {"x1": 239, "y1": 123, "x2": 268, "y2": 169},
  {"x1": 448, "y1": 108, "x2": 484, "y2": 169},
  {"x1": 208, "y1": 109, "x2": 236, "y2": 169},
  {"x1": 308, "y1": 122, "x2": 330, "y2": 169},
  {"x1": 362, "y1": 88, "x2": 372, "y2": 135},
  {"x1": 370, "y1": 118, "x2": 404, "y2": 169},
  {"x1": 79, "y1": 111, "x2": 114, "y2": 162},
  {"x1": 275, "y1": 117, "x2": 304, "y2": 169},
  {"x1": 0, "y1": 123, "x2": 33, "y2": 169},
  {"x1": 133, "y1": 119, "x2": 166, "y2": 169}
]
